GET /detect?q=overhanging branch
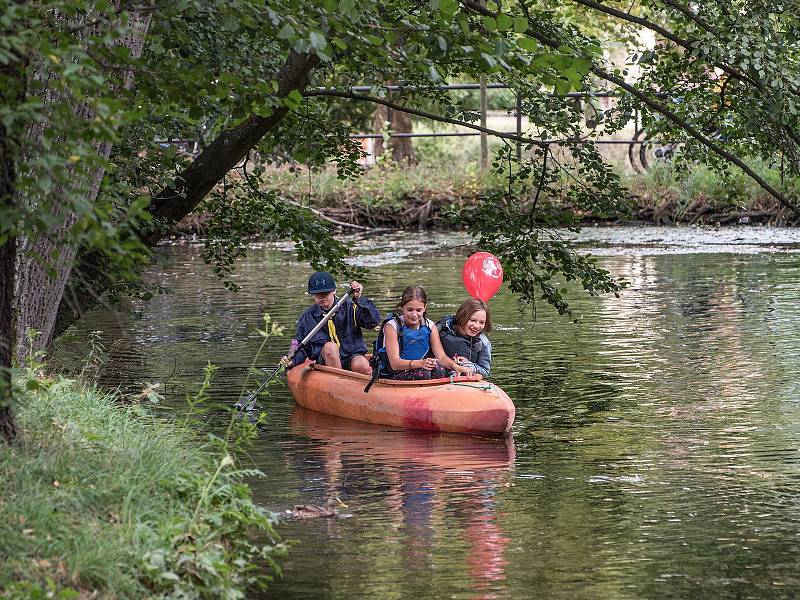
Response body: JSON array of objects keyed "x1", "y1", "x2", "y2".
[
  {"x1": 460, "y1": 0, "x2": 800, "y2": 215},
  {"x1": 660, "y1": 0, "x2": 720, "y2": 37},
  {"x1": 565, "y1": 0, "x2": 757, "y2": 88},
  {"x1": 303, "y1": 89, "x2": 549, "y2": 148}
]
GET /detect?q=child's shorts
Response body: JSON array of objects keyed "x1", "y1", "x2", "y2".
[{"x1": 383, "y1": 366, "x2": 449, "y2": 381}]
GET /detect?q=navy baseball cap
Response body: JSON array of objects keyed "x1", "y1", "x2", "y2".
[{"x1": 307, "y1": 271, "x2": 336, "y2": 294}]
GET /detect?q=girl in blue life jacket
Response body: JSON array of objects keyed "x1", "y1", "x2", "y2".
[
  {"x1": 379, "y1": 285, "x2": 471, "y2": 381},
  {"x1": 437, "y1": 298, "x2": 492, "y2": 377}
]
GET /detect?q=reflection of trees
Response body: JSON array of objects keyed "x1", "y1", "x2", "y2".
[
  {"x1": 285, "y1": 407, "x2": 515, "y2": 597},
  {"x1": 603, "y1": 254, "x2": 771, "y2": 410}
]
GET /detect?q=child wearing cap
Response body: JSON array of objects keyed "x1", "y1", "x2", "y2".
[{"x1": 284, "y1": 271, "x2": 381, "y2": 375}]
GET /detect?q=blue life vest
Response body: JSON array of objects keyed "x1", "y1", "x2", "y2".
[
  {"x1": 372, "y1": 315, "x2": 433, "y2": 376},
  {"x1": 399, "y1": 323, "x2": 431, "y2": 360},
  {"x1": 365, "y1": 315, "x2": 433, "y2": 393}
]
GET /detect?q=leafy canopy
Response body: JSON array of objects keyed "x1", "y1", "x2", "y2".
[{"x1": 5, "y1": 0, "x2": 798, "y2": 322}]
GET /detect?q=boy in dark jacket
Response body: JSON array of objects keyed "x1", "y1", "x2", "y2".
[{"x1": 286, "y1": 272, "x2": 380, "y2": 374}]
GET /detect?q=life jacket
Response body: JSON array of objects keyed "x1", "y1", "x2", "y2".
[{"x1": 364, "y1": 314, "x2": 432, "y2": 392}]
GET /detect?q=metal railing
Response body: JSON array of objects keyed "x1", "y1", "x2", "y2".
[
  {"x1": 335, "y1": 84, "x2": 630, "y2": 159},
  {"x1": 158, "y1": 84, "x2": 659, "y2": 168}
]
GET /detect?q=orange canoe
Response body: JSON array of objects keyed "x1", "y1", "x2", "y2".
[{"x1": 286, "y1": 360, "x2": 515, "y2": 435}]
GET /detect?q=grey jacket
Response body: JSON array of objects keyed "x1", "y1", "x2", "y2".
[{"x1": 436, "y1": 316, "x2": 492, "y2": 377}]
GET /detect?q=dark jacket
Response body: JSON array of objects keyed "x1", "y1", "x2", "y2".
[
  {"x1": 292, "y1": 296, "x2": 381, "y2": 366},
  {"x1": 437, "y1": 315, "x2": 492, "y2": 377}
]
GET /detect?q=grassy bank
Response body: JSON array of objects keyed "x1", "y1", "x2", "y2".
[
  {"x1": 223, "y1": 158, "x2": 799, "y2": 230},
  {"x1": 1, "y1": 373, "x2": 283, "y2": 598}
]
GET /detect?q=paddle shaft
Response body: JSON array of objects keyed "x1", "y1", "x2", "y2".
[{"x1": 238, "y1": 288, "x2": 355, "y2": 411}]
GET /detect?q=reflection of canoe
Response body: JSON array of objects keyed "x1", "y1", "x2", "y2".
[
  {"x1": 286, "y1": 360, "x2": 515, "y2": 434},
  {"x1": 291, "y1": 406, "x2": 516, "y2": 471}
]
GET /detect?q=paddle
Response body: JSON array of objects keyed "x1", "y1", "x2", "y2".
[{"x1": 235, "y1": 287, "x2": 356, "y2": 413}]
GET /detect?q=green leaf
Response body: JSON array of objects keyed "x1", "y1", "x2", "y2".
[
  {"x1": 496, "y1": 14, "x2": 513, "y2": 31},
  {"x1": 277, "y1": 23, "x2": 295, "y2": 40},
  {"x1": 572, "y1": 56, "x2": 592, "y2": 76},
  {"x1": 518, "y1": 37, "x2": 538, "y2": 52},
  {"x1": 310, "y1": 31, "x2": 326, "y2": 50},
  {"x1": 339, "y1": 0, "x2": 356, "y2": 16},
  {"x1": 484, "y1": 16, "x2": 496, "y2": 31},
  {"x1": 513, "y1": 17, "x2": 528, "y2": 33},
  {"x1": 283, "y1": 89, "x2": 303, "y2": 110},
  {"x1": 440, "y1": 0, "x2": 458, "y2": 19}
]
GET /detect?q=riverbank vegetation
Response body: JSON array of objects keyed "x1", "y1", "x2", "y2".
[
  {"x1": 222, "y1": 157, "x2": 799, "y2": 232},
  {"x1": 0, "y1": 368, "x2": 283, "y2": 598}
]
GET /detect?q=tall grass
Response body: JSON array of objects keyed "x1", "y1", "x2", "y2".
[
  {"x1": 268, "y1": 158, "x2": 503, "y2": 209},
  {"x1": 1, "y1": 372, "x2": 284, "y2": 598},
  {"x1": 261, "y1": 144, "x2": 798, "y2": 223},
  {"x1": 625, "y1": 156, "x2": 800, "y2": 217}
]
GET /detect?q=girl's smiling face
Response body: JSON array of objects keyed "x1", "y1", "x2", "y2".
[
  {"x1": 460, "y1": 309, "x2": 487, "y2": 337},
  {"x1": 401, "y1": 299, "x2": 426, "y2": 328}
]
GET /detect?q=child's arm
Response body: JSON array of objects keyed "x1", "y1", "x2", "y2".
[
  {"x1": 349, "y1": 281, "x2": 381, "y2": 329},
  {"x1": 287, "y1": 314, "x2": 311, "y2": 366},
  {"x1": 430, "y1": 326, "x2": 471, "y2": 376},
  {"x1": 470, "y1": 336, "x2": 492, "y2": 377}
]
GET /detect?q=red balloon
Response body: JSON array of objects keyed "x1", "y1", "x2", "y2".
[{"x1": 462, "y1": 252, "x2": 504, "y2": 301}]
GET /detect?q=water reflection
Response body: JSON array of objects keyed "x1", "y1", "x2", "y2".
[
  {"x1": 53, "y1": 229, "x2": 800, "y2": 599},
  {"x1": 282, "y1": 408, "x2": 514, "y2": 599}
]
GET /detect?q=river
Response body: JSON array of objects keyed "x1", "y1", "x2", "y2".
[{"x1": 57, "y1": 225, "x2": 800, "y2": 599}]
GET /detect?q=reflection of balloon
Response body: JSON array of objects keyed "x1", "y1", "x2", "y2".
[{"x1": 462, "y1": 252, "x2": 504, "y2": 302}]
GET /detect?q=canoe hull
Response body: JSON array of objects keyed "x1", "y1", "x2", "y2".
[{"x1": 287, "y1": 361, "x2": 515, "y2": 434}]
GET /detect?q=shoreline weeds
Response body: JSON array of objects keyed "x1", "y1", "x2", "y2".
[
  {"x1": 176, "y1": 163, "x2": 799, "y2": 235},
  {"x1": 176, "y1": 194, "x2": 798, "y2": 237},
  {"x1": 0, "y1": 374, "x2": 283, "y2": 597},
  {"x1": 180, "y1": 157, "x2": 800, "y2": 235}
]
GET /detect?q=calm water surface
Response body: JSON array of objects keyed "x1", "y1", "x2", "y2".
[{"x1": 58, "y1": 226, "x2": 800, "y2": 599}]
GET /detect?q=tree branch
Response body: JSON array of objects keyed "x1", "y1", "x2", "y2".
[
  {"x1": 565, "y1": 0, "x2": 756, "y2": 88},
  {"x1": 53, "y1": 51, "x2": 321, "y2": 336},
  {"x1": 460, "y1": 0, "x2": 800, "y2": 214},
  {"x1": 144, "y1": 51, "x2": 320, "y2": 244},
  {"x1": 659, "y1": 0, "x2": 720, "y2": 37},
  {"x1": 303, "y1": 89, "x2": 549, "y2": 148}
]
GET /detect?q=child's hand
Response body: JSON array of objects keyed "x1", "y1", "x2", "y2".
[
  {"x1": 279, "y1": 356, "x2": 291, "y2": 368},
  {"x1": 420, "y1": 357, "x2": 438, "y2": 370},
  {"x1": 456, "y1": 365, "x2": 471, "y2": 377},
  {"x1": 454, "y1": 355, "x2": 468, "y2": 365},
  {"x1": 349, "y1": 280, "x2": 363, "y2": 299}
]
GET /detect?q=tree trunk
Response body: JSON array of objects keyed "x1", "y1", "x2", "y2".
[
  {"x1": 372, "y1": 104, "x2": 417, "y2": 165},
  {"x1": 13, "y1": 11, "x2": 151, "y2": 365},
  {"x1": 52, "y1": 51, "x2": 320, "y2": 338},
  {"x1": 0, "y1": 58, "x2": 25, "y2": 443},
  {"x1": 0, "y1": 229, "x2": 17, "y2": 442},
  {"x1": 0, "y1": 191, "x2": 18, "y2": 444}
]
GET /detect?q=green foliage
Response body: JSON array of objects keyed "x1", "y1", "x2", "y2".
[
  {"x1": 620, "y1": 1, "x2": 800, "y2": 184},
  {"x1": 0, "y1": 2, "x2": 150, "y2": 273},
  {"x1": 627, "y1": 157, "x2": 800, "y2": 220},
  {"x1": 8, "y1": 0, "x2": 799, "y2": 336},
  {"x1": 452, "y1": 143, "x2": 628, "y2": 318},
  {"x1": 201, "y1": 172, "x2": 362, "y2": 290},
  {"x1": 0, "y1": 372, "x2": 285, "y2": 597}
]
